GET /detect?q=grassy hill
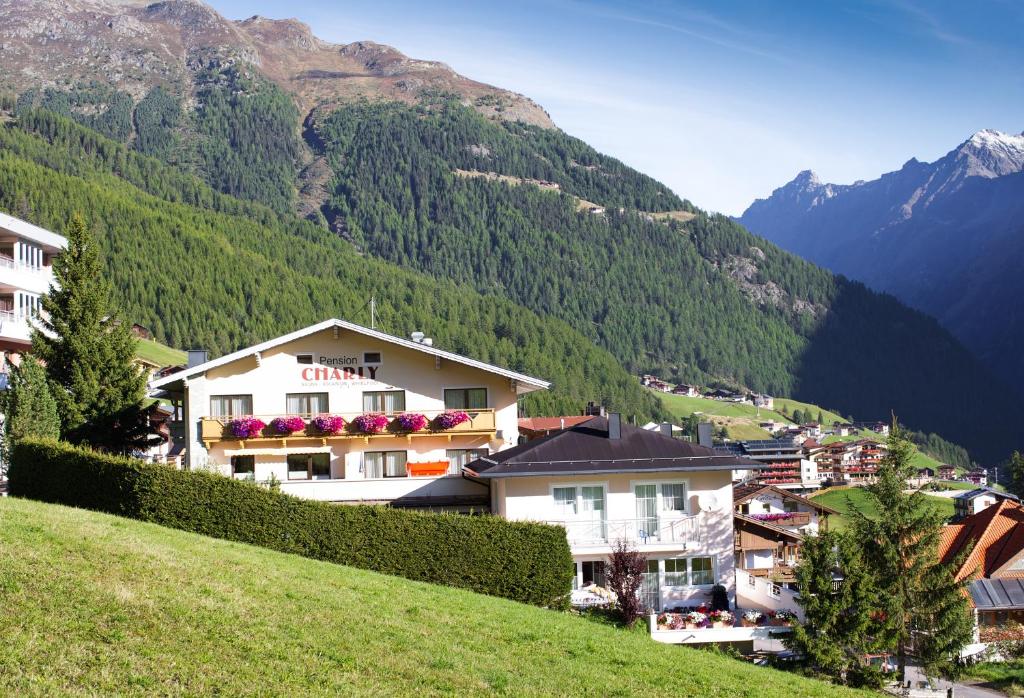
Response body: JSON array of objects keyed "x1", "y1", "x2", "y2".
[
  {"x1": 656, "y1": 391, "x2": 848, "y2": 441},
  {"x1": 0, "y1": 497, "x2": 870, "y2": 697},
  {"x1": 134, "y1": 337, "x2": 186, "y2": 367},
  {"x1": 810, "y1": 487, "x2": 955, "y2": 531}
]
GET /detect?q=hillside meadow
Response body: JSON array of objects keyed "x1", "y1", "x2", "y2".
[{"x1": 0, "y1": 497, "x2": 873, "y2": 697}]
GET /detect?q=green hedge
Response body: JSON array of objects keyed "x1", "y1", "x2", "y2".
[{"x1": 8, "y1": 439, "x2": 573, "y2": 608}]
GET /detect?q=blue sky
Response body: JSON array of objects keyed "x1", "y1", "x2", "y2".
[{"x1": 209, "y1": 0, "x2": 1024, "y2": 214}]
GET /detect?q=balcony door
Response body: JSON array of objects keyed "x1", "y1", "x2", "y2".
[
  {"x1": 635, "y1": 484, "x2": 658, "y2": 542},
  {"x1": 640, "y1": 559, "x2": 660, "y2": 612},
  {"x1": 579, "y1": 486, "x2": 606, "y2": 541}
]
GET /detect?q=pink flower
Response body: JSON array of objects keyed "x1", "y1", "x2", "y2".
[
  {"x1": 393, "y1": 413, "x2": 428, "y2": 432},
  {"x1": 433, "y1": 410, "x2": 470, "y2": 430},
  {"x1": 270, "y1": 416, "x2": 306, "y2": 435},
  {"x1": 226, "y1": 417, "x2": 266, "y2": 439},
  {"x1": 310, "y1": 414, "x2": 346, "y2": 435},
  {"x1": 350, "y1": 413, "x2": 390, "y2": 434}
]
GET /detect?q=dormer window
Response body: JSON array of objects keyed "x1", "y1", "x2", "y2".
[
  {"x1": 363, "y1": 351, "x2": 382, "y2": 364},
  {"x1": 296, "y1": 353, "x2": 313, "y2": 365}
]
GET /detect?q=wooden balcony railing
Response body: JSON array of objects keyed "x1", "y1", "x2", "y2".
[{"x1": 200, "y1": 408, "x2": 496, "y2": 446}]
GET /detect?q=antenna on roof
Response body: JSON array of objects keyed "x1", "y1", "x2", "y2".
[{"x1": 370, "y1": 296, "x2": 377, "y2": 330}]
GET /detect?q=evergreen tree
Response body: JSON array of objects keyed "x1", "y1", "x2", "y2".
[
  {"x1": 848, "y1": 421, "x2": 973, "y2": 680},
  {"x1": 793, "y1": 408, "x2": 805, "y2": 425},
  {"x1": 817, "y1": 410, "x2": 824, "y2": 424},
  {"x1": 0, "y1": 356, "x2": 59, "y2": 471},
  {"x1": 31, "y1": 213, "x2": 148, "y2": 453},
  {"x1": 1008, "y1": 451, "x2": 1024, "y2": 499},
  {"x1": 787, "y1": 530, "x2": 883, "y2": 686}
]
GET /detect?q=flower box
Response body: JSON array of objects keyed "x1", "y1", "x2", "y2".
[
  {"x1": 407, "y1": 461, "x2": 450, "y2": 477},
  {"x1": 226, "y1": 417, "x2": 266, "y2": 439},
  {"x1": 350, "y1": 413, "x2": 389, "y2": 434},
  {"x1": 270, "y1": 415, "x2": 306, "y2": 435},
  {"x1": 310, "y1": 414, "x2": 345, "y2": 435},
  {"x1": 741, "y1": 618, "x2": 760, "y2": 627},
  {"x1": 392, "y1": 412, "x2": 428, "y2": 433},
  {"x1": 433, "y1": 410, "x2": 470, "y2": 430}
]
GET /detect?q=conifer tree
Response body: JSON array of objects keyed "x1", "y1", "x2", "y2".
[
  {"x1": 787, "y1": 530, "x2": 883, "y2": 686},
  {"x1": 31, "y1": 213, "x2": 149, "y2": 453},
  {"x1": 1008, "y1": 451, "x2": 1024, "y2": 499},
  {"x1": 0, "y1": 356, "x2": 59, "y2": 471},
  {"x1": 848, "y1": 421, "x2": 973, "y2": 680}
]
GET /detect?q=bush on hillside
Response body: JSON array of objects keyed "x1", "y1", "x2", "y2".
[{"x1": 8, "y1": 439, "x2": 573, "y2": 609}]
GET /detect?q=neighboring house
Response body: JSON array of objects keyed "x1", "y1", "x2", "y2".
[
  {"x1": 739, "y1": 439, "x2": 820, "y2": 492},
  {"x1": 468, "y1": 415, "x2": 761, "y2": 612},
  {"x1": 939, "y1": 464, "x2": 957, "y2": 480},
  {"x1": 966, "y1": 469, "x2": 989, "y2": 486},
  {"x1": 733, "y1": 483, "x2": 835, "y2": 535},
  {"x1": 751, "y1": 393, "x2": 774, "y2": 409},
  {"x1": 0, "y1": 212, "x2": 67, "y2": 368},
  {"x1": 954, "y1": 488, "x2": 1021, "y2": 520},
  {"x1": 917, "y1": 467, "x2": 935, "y2": 480},
  {"x1": 833, "y1": 423, "x2": 852, "y2": 437},
  {"x1": 672, "y1": 383, "x2": 699, "y2": 397},
  {"x1": 148, "y1": 318, "x2": 550, "y2": 510},
  {"x1": 518, "y1": 415, "x2": 595, "y2": 442},
  {"x1": 939, "y1": 500, "x2": 1024, "y2": 644},
  {"x1": 801, "y1": 423, "x2": 822, "y2": 439}
]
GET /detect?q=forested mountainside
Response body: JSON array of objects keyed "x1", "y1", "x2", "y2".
[
  {"x1": 0, "y1": 106, "x2": 664, "y2": 420},
  {"x1": 738, "y1": 131, "x2": 1024, "y2": 398},
  {"x1": 0, "y1": 0, "x2": 1020, "y2": 462}
]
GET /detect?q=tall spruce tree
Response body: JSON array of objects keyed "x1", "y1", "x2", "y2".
[
  {"x1": 0, "y1": 356, "x2": 59, "y2": 471},
  {"x1": 787, "y1": 530, "x2": 884, "y2": 686},
  {"x1": 31, "y1": 213, "x2": 148, "y2": 453},
  {"x1": 848, "y1": 421, "x2": 973, "y2": 680}
]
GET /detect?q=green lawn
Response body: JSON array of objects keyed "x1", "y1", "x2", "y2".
[
  {"x1": 135, "y1": 337, "x2": 186, "y2": 367},
  {"x1": 656, "y1": 392, "x2": 792, "y2": 423},
  {"x1": 0, "y1": 498, "x2": 870, "y2": 697},
  {"x1": 810, "y1": 487, "x2": 955, "y2": 531},
  {"x1": 771, "y1": 398, "x2": 845, "y2": 425},
  {"x1": 960, "y1": 660, "x2": 1024, "y2": 696}
]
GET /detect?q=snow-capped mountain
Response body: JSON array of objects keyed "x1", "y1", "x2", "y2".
[{"x1": 738, "y1": 129, "x2": 1024, "y2": 396}]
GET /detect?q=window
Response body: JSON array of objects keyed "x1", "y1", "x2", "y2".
[
  {"x1": 446, "y1": 448, "x2": 488, "y2": 475},
  {"x1": 363, "y1": 351, "x2": 381, "y2": 364},
  {"x1": 286, "y1": 392, "x2": 329, "y2": 416},
  {"x1": 763, "y1": 502, "x2": 771, "y2": 513},
  {"x1": 231, "y1": 455, "x2": 255, "y2": 480},
  {"x1": 690, "y1": 556, "x2": 714, "y2": 586},
  {"x1": 664, "y1": 558, "x2": 688, "y2": 586},
  {"x1": 296, "y1": 354, "x2": 313, "y2": 365},
  {"x1": 363, "y1": 451, "x2": 407, "y2": 479},
  {"x1": 210, "y1": 395, "x2": 252, "y2": 418},
  {"x1": 661, "y1": 483, "x2": 687, "y2": 512},
  {"x1": 783, "y1": 499, "x2": 799, "y2": 513},
  {"x1": 444, "y1": 387, "x2": 487, "y2": 410},
  {"x1": 362, "y1": 390, "x2": 405, "y2": 413},
  {"x1": 553, "y1": 487, "x2": 577, "y2": 517},
  {"x1": 287, "y1": 453, "x2": 331, "y2": 480},
  {"x1": 581, "y1": 561, "x2": 606, "y2": 587}
]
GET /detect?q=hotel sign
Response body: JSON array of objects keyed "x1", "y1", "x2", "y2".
[{"x1": 299, "y1": 355, "x2": 380, "y2": 386}]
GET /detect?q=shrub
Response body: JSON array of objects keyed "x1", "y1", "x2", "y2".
[
  {"x1": 607, "y1": 540, "x2": 647, "y2": 627},
  {"x1": 710, "y1": 582, "x2": 729, "y2": 611},
  {"x1": 8, "y1": 439, "x2": 573, "y2": 609}
]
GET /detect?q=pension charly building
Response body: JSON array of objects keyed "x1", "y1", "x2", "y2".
[{"x1": 149, "y1": 319, "x2": 550, "y2": 510}]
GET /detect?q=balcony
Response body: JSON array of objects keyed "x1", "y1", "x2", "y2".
[
  {"x1": 546, "y1": 515, "x2": 702, "y2": 548},
  {"x1": 200, "y1": 408, "x2": 497, "y2": 446},
  {"x1": 744, "y1": 511, "x2": 812, "y2": 527},
  {"x1": 0, "y1": 258, "x2": 54, "y2": 296},
  {"x1": 0, "y1": 311, "x2": 30, "y2": 343}
]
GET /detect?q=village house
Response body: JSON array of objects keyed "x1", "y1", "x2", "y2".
[
  {"x1": 954, "y1": 487, "x2": 1021, "y2": 520},
  {"x1": 750, "y1": 393, "x2": 774, "y2": 409},
  {"x1": 938, "y1": 464, "x2": 958, "y2": 480},
  {"x1": 732, "y1": 483, "x2": 836, "y2": 585},
  {"x1": 148, "y1": 319, "x2": 550, "y2": 510},
  {"x1": 467, "y1": 416, "x2": 761, "y2": 614},
  {"x1": 671, "y1": 383, "x2": 699, "y2": 397},
  {"x1": 939, "y1": 500, "x2": 1024, "y2": 648},
  {"x1": 966, "y1": 468, "x2": 989, "y2": 486},
  {"x1": 733, "y1": 439, "x2": 820, "y2": 492}
]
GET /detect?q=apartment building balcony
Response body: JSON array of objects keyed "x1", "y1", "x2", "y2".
[
  {"x1": 0, "y1": 256, "x2": 55, "y2": 296},
  {"x1": 546, "y1": 515, "x2": 702, "y2": 550},
  {"x1": 200, "y1": 408, "x2": 497, "y2": 447},
  {"x1": 0, "y1": 311, "x2": 32, "y2": 344}
]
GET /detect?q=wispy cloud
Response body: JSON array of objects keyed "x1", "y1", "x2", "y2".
[
  {"x1": 556, "y1": 0, "x2": 795, "y2": 64},
  {"x1": 879, "y1": 0, "x2": 975, "y2": 46}
]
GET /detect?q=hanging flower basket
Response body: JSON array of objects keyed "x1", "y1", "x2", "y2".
[
  {"x1": 226, "y1": 417, "x2": 266, "y2": 439},
  {"x1": 350, "y1": 413, "x2": 389, "y2": 434},
  {"x1": 270, "y1": 416, "x2": 306, "y2": 435},
  {"x1": 310, "y1": 414, "x2": 346, "y2": 435},
  {"x1": 433, "y1": 410, "x2": 470, "y2": 430},
  {"x1": 392, "y1": 412, "x2": 428, "y2": 433}
]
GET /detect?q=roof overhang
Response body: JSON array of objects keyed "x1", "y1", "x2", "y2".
[
  {"x1": 0, "y1": 212, "x2": 68, "y2": 251},
  {"x1": 471, "y1": 461, "x2": 755, "y2": 479},
  {"x1": 149, "y1": 318, "x2": 550, "y2": 394}
]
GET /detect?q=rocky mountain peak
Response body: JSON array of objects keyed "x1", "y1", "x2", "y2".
[{"x1": 955, "y1": 128, "x2": 1024, "y2": 179}]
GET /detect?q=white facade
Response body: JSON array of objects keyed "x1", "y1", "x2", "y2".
[
  {"x1": 492, "y1": 469, "x2": 736, "y2": 611},
  {"x1": 0, "y1": 212, "x2": 66, "y2": 354},
  {"x1": 149, "y1": 320, "x2": 548, "y2": 507}
]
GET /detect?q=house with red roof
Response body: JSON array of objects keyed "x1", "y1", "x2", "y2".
[{"x1": 939, "y1": 500, "x2": 1024, "y2": 643}]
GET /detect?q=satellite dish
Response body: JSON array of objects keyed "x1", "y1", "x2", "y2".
[
  {"x1": 410, "y1": 331, "x2": 425, "y2": 343},
  {"x1": 698, "y1": 493, "x2": 720, "y2": 512}
]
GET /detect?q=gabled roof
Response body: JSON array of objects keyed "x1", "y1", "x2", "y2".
[
  {"x1": 939, "y1": 500, "x2": 1024, "y2": 584},
  {"x1": 732, "y1": 483, "x2": 839, "y2": 514},
  {"x1": 149, "y1": 318, "x2": 550, "y2": 393},
  {"x1": 468, "y1": 417, "x2": 761, "y2": 479},
  {"x1": 734, "y1": 513, "x2": 805, "y2": 542},
  {"x1": 954, "y1": 487, "x2": 1020, "y2": 503},
  {"x1": 518, "y1": 416, "x2": 594, "y2": 432}
]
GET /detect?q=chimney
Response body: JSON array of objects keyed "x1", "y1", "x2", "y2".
[
  {"x1": 187, "y1": 349, "x2": 208, "y2": 368},
  {"x1": 583, "y1": 401, "x2": 606, "y2": 417},
  {"x1": 608, "y1": 413, "x2": 621, "y2": 440},
  {"x1": 660, "y1": 422, "x2": 673, "y2": 438},
  {"x1": 697, "y1": 422, "x2": 713, "y2": 448}
]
